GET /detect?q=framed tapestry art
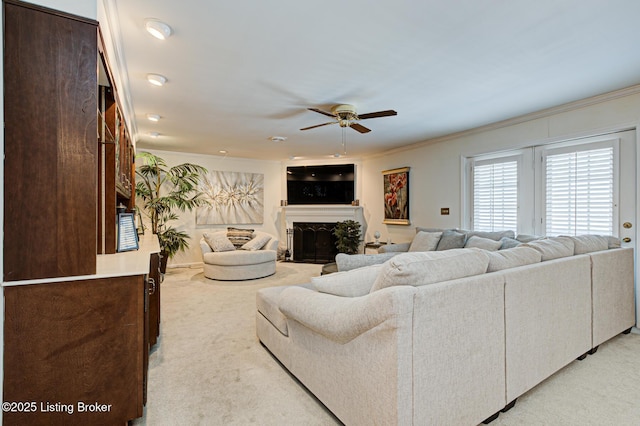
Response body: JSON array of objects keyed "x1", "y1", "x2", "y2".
[
  {"x1": 196, "y1": 171, "x2": 264, "y2": 225},
  {"x1": 382, "y1": 167, "x2": 410, "y2": 225}
]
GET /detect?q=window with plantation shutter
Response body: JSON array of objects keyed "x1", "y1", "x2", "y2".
[
  {"x1": 541, "y1": 142, "x2": 617, "y2": 236},
  {"x1": 472, "y1": 158, "x2": 519, "y2": 232}
]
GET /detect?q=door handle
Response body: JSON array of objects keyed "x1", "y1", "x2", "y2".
[
  {"x1": 622, "y1": 237, "x2": 631, "y2": 243},
  {"x1": 623, "y1": 222, "x2": 633, "y2": 229}
]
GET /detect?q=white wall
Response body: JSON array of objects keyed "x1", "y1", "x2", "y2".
[
  {"x1": 140, "y1": 149, "x2": 282, "y2": 267},
  {"x1": 360, "y1": 89, "x2": 640, "y2": 246}
]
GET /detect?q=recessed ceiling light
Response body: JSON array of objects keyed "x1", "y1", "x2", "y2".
[
  {"x1": 146, "y1": 113, "x2": 161, "y2": 122},
  {"x1": 145, "y1": 19, "x2": 172, "y2": 40},
  {"x1": 268, "y1": 136, "x2": 287, "y2": 142},
  {"x1": 148, "y1": 132, "x2": 160, "y2": 138},
  {"x1": 146, "y1": 73, "x2": 167, "y2": 86},
  {"x1": 219, "y1": 150, "x2": 228, "y2": 154}
]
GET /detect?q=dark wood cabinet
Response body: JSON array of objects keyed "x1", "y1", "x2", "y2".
[
  {"x1": 3, "y1": 0, "x2": 98, "y2": 281},
  {"x1": 3, "y1": 276, "x2": 146, "y2": 425},
  {"x1": 149, "y1": 252, "x2": 162, "y2": 348}
]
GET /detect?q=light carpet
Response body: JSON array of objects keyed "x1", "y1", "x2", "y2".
[{"x1": 133, "y1": 262, "x2": 640, "y2": 426}]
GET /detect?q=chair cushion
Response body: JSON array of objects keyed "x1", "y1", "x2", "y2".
[
  {"x1": 227, "y1": 227, "x2": 255, "y2": 248},
  {"x1": 242, "y1": 233, "x2": 272, "y2": 251},
  {"x1": 203, "y1": 232, "x2": 235, "y2": 252},
  {"x1": 203, "y1": 249, "x2": 276, "y2": 266}
]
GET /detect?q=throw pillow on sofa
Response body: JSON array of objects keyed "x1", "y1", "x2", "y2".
[
  {"x1": 521, "y1": 236, "x2": 574, "y2": 261},
  {"x1": 462, "y1": 229, "x2": 516, "y2": 241},
  {"x1": 241, "y1": 233, "x2": 271, "y2": 251},
  {"x1": 370, "y1": 248, "x2": 490, "y2": 293},
  {"x1": 312, "y1": 264, "x2": 383, "y2": 297},
  {"x1": 409, "y1": 231, "x2": 442, "y2": 252},
  {"x1": 436, "y1": 229, "x2": 466, "y2": 251},
  {"x1": 499, "y1": 236, "x2": 521, "y2": 249},
  {"x1": 464, "y1": 235, "x2": 501, "y2": 251},
  {"x1": 486, "y1": 246, "x2": 542, "y2": 272},
  {"x1": 204, "y1": 232, "x2": 235, "y2": 252}
]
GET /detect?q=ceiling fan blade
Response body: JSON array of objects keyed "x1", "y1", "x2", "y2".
[
  {"x1": 350, "y1": 123, "x2": 371, "y2": 133},
  {"x1": 300, "y1": 121, "x2": 337, "y2": 131},
  {"x1": 358, "y1": 110, "x2": 398, "y2": 120},
  {"x1": 308, "y1": 107, "x2": 336, "y2": 118}
]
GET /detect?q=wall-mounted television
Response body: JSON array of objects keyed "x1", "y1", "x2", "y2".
[{"x1": 286, "y1": 164, "x2": 355, "y2": 205}]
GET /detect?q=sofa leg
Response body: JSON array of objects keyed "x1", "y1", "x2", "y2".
[
  {"x1": 588, "y1": 346, "x2": 599, "y2": 355},
  {"x1": 622, "y1": 327, "x2": 632, "y2": 334},
  {"x1": 576, "y1": 352, "x2": 588, "y2": 361},
  {"x1": 501, "y1": 399, "x2": 517, "y2": 413},
  {"x1": 482, "y1": 412, "x2": 500, "y2": 424}
]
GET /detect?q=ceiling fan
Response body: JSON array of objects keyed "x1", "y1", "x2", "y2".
[{"x1": 300, "y1": 104, "x2": 397, "y2": 133}]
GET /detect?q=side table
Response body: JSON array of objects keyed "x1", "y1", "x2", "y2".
[{"x1": 364, "y1": 241, "x2": 387, "y2": 254}]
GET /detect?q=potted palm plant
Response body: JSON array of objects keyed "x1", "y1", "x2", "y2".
[
  {"x1": 333, "y1": 220, "x2": 362, "y2": 254},
  {"x1": 135, "y1": 151, "x2": 209, "y2": 272}
]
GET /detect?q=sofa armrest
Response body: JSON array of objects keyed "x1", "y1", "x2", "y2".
[
  {"x1": 278, "y1": 285, "x2": 416, "y2": 344},
  {"x1": 379, "y1": 242, "x2": 411, "y2": 253},
  {"x1": 264, "y1": 238, "x2": 279, "y2": 251}
]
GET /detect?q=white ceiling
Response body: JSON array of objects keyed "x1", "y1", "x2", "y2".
[{"x1": 107, "y1": 0, "x2": 640, "y2": 161}]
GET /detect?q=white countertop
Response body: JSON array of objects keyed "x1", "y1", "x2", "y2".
[{"x1": 2, "y1": 233, "x2": 161, "y2": 287}]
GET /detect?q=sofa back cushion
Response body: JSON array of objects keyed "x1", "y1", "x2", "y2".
[
  {"x1": 335, "y1": 252, "x2": 398, "y2": 271},
  {"x1": 565, "y1": 235, "x2": 609, "y2": 254},
  {"x1": 312, "y1": 264, "x2": 383, "y2": 297},
  {"x1": 370, "y1": 248, "x2": 490, "y2": 293},
  {"x1": 521, "y1": 236, "x2": 574, "y2": 261},
  {"x1": 409, "y1": 231, "x2": 442, "y2": 252},
  {"x1": 462, "y1": 229, "x2": 516, "y2": 241},
  {"x1": 486, "y1": 246, "x2": 542, "y2": 272}
]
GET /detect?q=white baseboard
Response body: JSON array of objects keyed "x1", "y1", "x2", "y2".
[{"x1": 167, "y1": 261, "x2": 204, "y2": 269}]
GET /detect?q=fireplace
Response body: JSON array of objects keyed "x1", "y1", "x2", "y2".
[
  {"x1": 293, "y1": 222, "x2": 338, "y2": 263},
  {"x1": 281, "y1": 205, "x2": 365, "y2": 263}
]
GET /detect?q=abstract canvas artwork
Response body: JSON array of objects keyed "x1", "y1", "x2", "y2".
[{"x1": 196, "y1": 171, "x2": 264, "y2": 225}]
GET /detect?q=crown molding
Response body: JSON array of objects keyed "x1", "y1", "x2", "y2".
[{"x1": 371, "y1": 84, "x2": 640, "y2": 159}]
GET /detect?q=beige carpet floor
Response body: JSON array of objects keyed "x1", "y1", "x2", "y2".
[{"x1": 133, "y1": 262, "x2": 640, "y2": 426}]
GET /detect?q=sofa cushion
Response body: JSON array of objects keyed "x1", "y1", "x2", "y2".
[
  {"x1": 565, "y1": 235, "x2": 609, "y2": 254},
  {"x1": 516, "y1": 234, "x2": 541, "y2": 243},
  {"x1": 203, "y1": 249, "x2": 276, "y2": 266},
  {"x1": 521, "y1": 236, "x2": 574, "y2": 261},
  {"x1": 436, "y1": 229, "x2": 466, "y2": 250},
  {"x1": 312, "y1": 264, "x2": 383, "y2": 297},
  {"x1": 462, "y1": 229, "x2": 516, "y2": 241},
  {"x1": 409, "y1": 231, "x2": 442, "y2": 252},
  {"x1": 370, "y1": 248, "x2": 490, "y2": 293},
  {"x1": 486, "y1": 246, "x2": 542, "y2": 272},
  {"x1": 241, "y1": 233, "x2": 271, "y2": 251},
  {"x1": 465, "y1": 235, "x2": 501, "y2": 251},
  {"x1": 415, "y1": 226, "x2": 444, "y2": 233},
  {"x1": 335, "y1": 252, "x2": 398, "y2": 271},
  {"x1": 204, "y1": 232, "x2": 235, "y2": 252},
  {"x1": 227, "y1": 227, "x2": 255, "y2": 248},
  {"x1": 499, "y1": 236, "x2": 521, "y2": 249}
]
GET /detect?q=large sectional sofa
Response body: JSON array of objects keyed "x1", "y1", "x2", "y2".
[{"x1": 255, "y1": 230, "x2": 635, "y2": 425}]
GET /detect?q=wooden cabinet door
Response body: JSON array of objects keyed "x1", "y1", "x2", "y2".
[
  {"x1": 3, "y1": 0, "x2": 98, "y2": 281},
  {"x1": 3, "y1": 276, "x2": 145, "y2": 425}
]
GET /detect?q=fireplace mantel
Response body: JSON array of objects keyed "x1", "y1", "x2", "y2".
[{"x1": 282, "y1": 205, "x2": 363, "y2": 226}]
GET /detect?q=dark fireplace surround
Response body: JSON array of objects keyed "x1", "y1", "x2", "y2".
[{"x1": 293, "y1": 222, "x2": 338, "y2": 264}]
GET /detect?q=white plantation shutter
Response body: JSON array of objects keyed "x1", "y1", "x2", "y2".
[
  {"x1": 472, "y1": 159, "x2": 518, "y2": 232},
  {"x1": 543, "y1": 144, "x2": 615, "y2": 236}
]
